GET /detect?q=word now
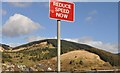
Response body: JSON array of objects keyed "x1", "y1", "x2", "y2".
[{"x1": 56, "y1": 13, "x2": 68, "y2": 19}]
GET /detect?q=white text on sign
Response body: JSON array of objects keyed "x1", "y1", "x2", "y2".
[{"x1": 53, "y1": 1, "x2": 71, "y2": 19}]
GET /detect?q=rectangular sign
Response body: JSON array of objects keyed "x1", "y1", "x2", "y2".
[{"x1": 49, "y1": 0, "x2": 75, "y2": 22}]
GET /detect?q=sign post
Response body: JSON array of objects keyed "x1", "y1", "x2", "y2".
[
  {"x1": 57, "y1": 20, "x2": 61, "y2": 72},
  {"x1": 49, "y1": 0, "x2": 75, "y2": 72}
]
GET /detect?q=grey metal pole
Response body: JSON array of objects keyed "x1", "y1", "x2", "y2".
[{"x1": 57, "y1": 20, "x2": 61, "y2": 72}]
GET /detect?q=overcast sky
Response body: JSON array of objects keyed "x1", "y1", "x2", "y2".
[{"x1": 1, "y1": 1, "x2": 119, "y2": 53}]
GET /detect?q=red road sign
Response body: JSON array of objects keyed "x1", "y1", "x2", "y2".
[{"x1": 49, "y1": 0, "x2": 75, "y2": 22}]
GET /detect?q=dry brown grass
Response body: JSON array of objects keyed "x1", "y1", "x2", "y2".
[{"x1": 40, "y1": 50, "x2": 113, "y2": 71}]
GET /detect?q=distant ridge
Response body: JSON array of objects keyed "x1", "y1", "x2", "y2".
[
  {"x1": 0, "y1": 43, "x2": 11, "y2": 50},
  {"x1": 13, "y1": 39, "x2": 92, "y2": 50}
]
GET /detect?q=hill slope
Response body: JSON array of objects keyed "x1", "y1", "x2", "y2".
[
  {"x1": 41, "y1": 50, "x2": 112, "y2": 71},
  {"x1": 2, "y1": 39, "x2": 120, "y2": 71},
  {"x1": 11, "y1": 39, "x2": 120, "y2": 66}
]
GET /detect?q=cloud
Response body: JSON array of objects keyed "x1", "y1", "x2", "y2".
[
  {"x1": 85, "y1": 16, "x2": 93, "y2": 22},
  {"x1": 9, "y1": 2, "x2": 32, "y2": 7},
  {"x1": 25, "y1": 36, "x2": 57, "y2": 42},
  {"x1": 26, "y1": 36, "x2": 46, "y2": 42},
  {"x1": 8, "y1": 43, "x2": 21, "y2": 47},
  {"x1": 2, "y1": 13, "x2": 42, "y2": 37},
  {"x1": 89, "y1": 10, "x2": 97, "y2": 15},
  {"x1": 64, "y1": 37, "x2": 118, "y2": 54},
  {"x1": 85, "y1": 10, "x2": 97, "y2": 22}
]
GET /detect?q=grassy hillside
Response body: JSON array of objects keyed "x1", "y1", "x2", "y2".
[
  {"x1": 46, "y1": 39, "x2": 120, "y2": 66},
  {"x1": 50, "y1": 50, "x2": 112, "y2": 71},
  {"x1": 3, "y1": 39, "x2": 120, "y2": 67},
  {"x1": 2, "y1": 47, "x2": 57, "y2": 67}
]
